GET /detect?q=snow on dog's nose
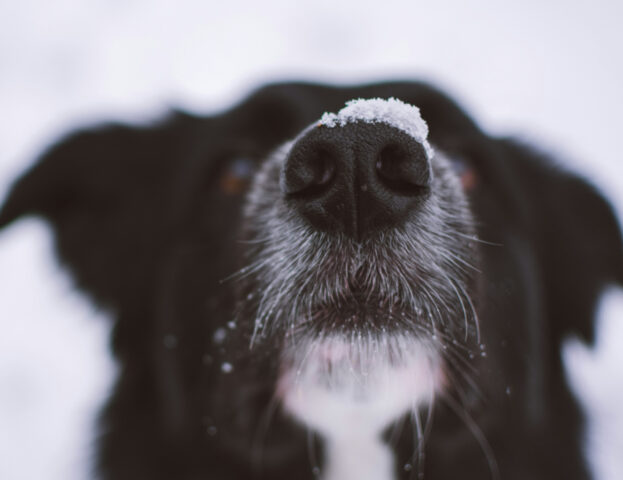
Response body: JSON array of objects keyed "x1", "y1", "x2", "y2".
[{"x1": 280, "y1": 98, "x2": 433, "y2": 240}]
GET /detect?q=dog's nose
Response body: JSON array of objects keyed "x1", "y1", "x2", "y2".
[{"x1": 280, "y1": 121, "x2": 431, "y2": 239}]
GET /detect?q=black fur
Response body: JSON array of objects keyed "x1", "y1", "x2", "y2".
[{"x1": 1, "y1": 81, "x2": 622, "y2": 480}]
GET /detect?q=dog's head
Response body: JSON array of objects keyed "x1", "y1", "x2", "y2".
[{"x1": 1, "y1": 81, "x2": 622, "y2": 479}]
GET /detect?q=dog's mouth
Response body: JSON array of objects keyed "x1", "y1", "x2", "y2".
[{"x1": 286, "y1": 288, "x2": 428, "y2": 338}]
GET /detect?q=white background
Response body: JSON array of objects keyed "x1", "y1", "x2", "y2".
[{"x1": 0, "y1": 1, "x2": 622, "y2": 479}]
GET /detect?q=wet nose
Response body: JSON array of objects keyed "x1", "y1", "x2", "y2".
[{"x1": 280, "y1": 121, "x2": 432, "y2": 239}]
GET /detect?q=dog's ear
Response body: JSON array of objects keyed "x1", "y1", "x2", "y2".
[
  {"x1": 500, "y1": 139, "x2": 623, "y2": 344},
  {"x1": 0, "y1": 86, "x2": 314, "y2": 315},
  {"x1": 0, "y1": 117, "x2": 200, "y2": 311}
]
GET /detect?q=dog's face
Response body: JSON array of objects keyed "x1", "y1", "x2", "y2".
[
  {"x1": 239, "y1": 99, "x2": 479, "y2": 449},
  {"x1": 1, "y1": 81, "x2": 622, "y2": 480}
]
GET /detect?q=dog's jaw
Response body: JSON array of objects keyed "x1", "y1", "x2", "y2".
[{"x1": 278, "y1": 334, "x2": 442, "y2": 480}]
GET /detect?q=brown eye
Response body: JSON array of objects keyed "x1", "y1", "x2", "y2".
[
  {"x1": 220, "y1": 157, "x2": 255, "y2": 195},
  {"x1": 448, "y1": 155, "x2": 478, "y2": 191}
]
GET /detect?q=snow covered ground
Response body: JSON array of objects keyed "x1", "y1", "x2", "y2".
[{"x1": 0, "y1": 1, "x2": 622, "y2": 479}]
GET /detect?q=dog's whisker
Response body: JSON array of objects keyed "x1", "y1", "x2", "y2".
[
  {"x1": 220, "y1": 255, "x2": 273, "y2": 284},
  {"x1": 409, "y1": 408, "x2": 426, "y2": 480},
  {"x1": 440, "y1": 393, "x2": 500, "y2": 480},
  {"x1": 236, "y1": 235, "x2": 277, "y2": 245},
  {"x1": 444, "y1": 229, "x2": 502, "y2": 247},
  {"x1": 455, "y1": 280, "x2": 481, "y2": 344},
  {"x1": 250, "y1": 393, "x2": 282, "y2": 472},
  {"x1": 438, "y1": 348, "x2": 484, "y2": 402},
  {"x1": 437, "y1": 248, "x2": 481, "y2": 275},
  {"x1": 388, "y1": 412, "x2": 409, "y2": 448},
  {"x1": 436, "y1": 270, "x2": 471, "y2": 341},
  {"x1": 306, "y1": 429, "x2": 320, "y2": 477}
]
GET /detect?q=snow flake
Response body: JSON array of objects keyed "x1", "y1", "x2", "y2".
[{"x1": 320, "y1": 97, "x2": 433, "y2": 158}]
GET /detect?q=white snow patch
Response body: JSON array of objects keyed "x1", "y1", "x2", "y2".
[{"x1": 320, "y1": 98, "x2": 434, "y2": 159}]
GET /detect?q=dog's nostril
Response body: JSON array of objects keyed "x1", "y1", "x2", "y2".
[
  {"x1": 281, "y1": 146, "x2": 336, "y2": 196},
  {"x1": 376, "y1": 143, "x2": 430, "y2": 195},
  {"x1": 281, "y1": 112, "x2": 433, "y2": 238}
]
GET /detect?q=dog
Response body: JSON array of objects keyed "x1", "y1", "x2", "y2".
[{"x1": 1, "y1": 81, "x2": 622, "y2": 480}]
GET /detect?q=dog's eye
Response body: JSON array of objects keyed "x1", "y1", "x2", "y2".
[
  {"x1": 449, "y1": 155, "x2": 478, "y2": 191},
  {"x1": 219, "y1": 157, "x2": 256, "y2": 195}
]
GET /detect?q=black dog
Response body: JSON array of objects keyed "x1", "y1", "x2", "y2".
[{"x1": 1, "y1": 81, "x2": 622, "y2": 480}]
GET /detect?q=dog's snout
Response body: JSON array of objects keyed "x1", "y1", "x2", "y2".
[{"x1": 281, "y1": 121, "x2": 431, "y2": 239}]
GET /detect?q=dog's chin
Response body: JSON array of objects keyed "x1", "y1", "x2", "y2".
[{"x1": 277, "y1": 329, "x2": 443, "y2": 438}]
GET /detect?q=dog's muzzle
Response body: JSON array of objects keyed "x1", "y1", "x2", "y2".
[{"x1": 240, "y1": 98, "x2": 477, "y2": 346}]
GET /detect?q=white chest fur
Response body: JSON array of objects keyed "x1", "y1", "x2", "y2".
[{"x1": 278, "y1": 335, "x2": 441, "y2": 480}]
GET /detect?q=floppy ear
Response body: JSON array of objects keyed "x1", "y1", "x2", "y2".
[
  {"x1": 0, "y1": 86, "x2": 316, "y2": 317},
  {"x1": 500, "y1": 139, "x2": 623, "y2": 344},
  {"x1": 0, "y1": 116, "x2": 200, "y2": 312}
]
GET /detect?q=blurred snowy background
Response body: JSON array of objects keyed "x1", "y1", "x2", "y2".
[{"x1": 0, "y1": 0, "x2": 622, "y2": 479}]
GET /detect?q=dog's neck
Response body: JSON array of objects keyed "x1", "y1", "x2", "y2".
[{"x1": 278, "y1": 334, "x2": 442, "y2": 480}]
